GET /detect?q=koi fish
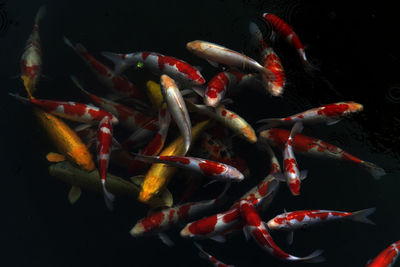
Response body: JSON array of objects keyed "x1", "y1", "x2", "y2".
[
  {"x1": 130, "y1": 184, "x2": 229, "y2": 245},
  {"x1": 186, "y1": 102, "x2": 257, "y2": 144},
  {"x1": 63, "y1": 37, "x2": 142, "y2": 98},
  {"x1": 72, "y1": 77, "x2": 155, "y2": 132},
  {"x1": 20, "y1": 6, "x2": 46, "y2": 98},
  {"x1": 274, "y1": 122, "x2": 307, "y2": 195},
  {"x1": 204, "y1": 69, "x2": 258, "y2": 107},
  {"x1": 257, "y1": 101, "x2": 363, "y2": 129},
  {"x1": 101, "y1": 51, "x2": 205, "y2": 85},
  {"x1": 239, "y1": 200, "x2": 324, "y2": 262},
  {"x1": 127, "y1": 107, "x2": 171, "y2": 174},
  {"x1": 267, "y1": 208, "x2": 375, "y2": 245},
  {"x1": 259, "y1": 128, "x2": 386, "y2": 179},
  {"x1": 186, "y1": 40, "x2": 274, "y2": 82},
  {"x1": 262, "y1": 12, "x2": 312, "y2": 70},
  {"x1": 161, "y1": 74, "x2": 192, "y2": 154},
  {"x1": 139, "y1": 120, "x2": 212, "y2": 204},
  {"x1": 133, "y1": 154, "x2": 244, "y2": 182},
  {"x1": 48, "y1": 161, "x2": 172, "y2": 208},
  {"x1": 249, "y1": 22, "x2": 285, "y2": 96},
  {"x1": 10, "y1": 94, "x2": 119, "y2": 125},
  {"x1": 96, "y1": 116, "x2": 115, "y2": 210},
  {"x1": 180, "y1": 177, "x2": 279, "y2": 241},
  {"x1": 366, "y1": 240, "x2": 400, "y2": 267},
  {"x1": 194, "y1": 242, "x2": 234, "y2": 267},
  {"x1": 145, "y1": 80, "x2": 164, "y2": 110}
]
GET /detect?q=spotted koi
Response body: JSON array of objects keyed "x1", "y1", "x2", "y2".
[
  {"x1": 367, "y1": 240, "x2": 400, "y2": 267},
  {"x1": 239, "y1": 200, "x2": 324, "y2": 262},
  {"x1": 101, "y1": 51, "x2": 205, "y2": 86},
  {"x1": 194, "y1": 242, "x2": 234, "y2": 267},
  {"x1": 20, "y1": 6, "x2": 46, "y2": 98},
  {"x1": 64, "y1": 37, "x2": 142, "y2": 98},
  {"x1": 257, "y1": 101, "x2": 363, "y2": 129},
  {"x1": 259, "y1": 128, "x2": 386, "y2": 179}
]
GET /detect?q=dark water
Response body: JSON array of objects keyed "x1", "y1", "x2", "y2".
[{"x1": 1, "y1": 0, "x2": 400, "y2": 266}]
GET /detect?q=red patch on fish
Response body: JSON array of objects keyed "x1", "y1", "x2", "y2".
[
  {"x1": 317, "y1": 103, "x2": 349, "y2": 117},
  {"x1": 142, "y1": 52, "x2": 150, "y2": 60},
  {"x1": 157, "y1": 55, "x2": 205, "y2": 84},
  {"x1": 177, "y1": 204, "x2": 191, "y2": 219},
  {"x1": 188, "y1": 215, "x2": 217, "y2": 235},
  {"x1": 141, "y1": 212, "x2": 165, "y2": 232},
  {"x1": 288, "y1": 179, "x2": 300, "y2": 195},
  {"x1": 199, "y1": 160, "x2": 225, "y2": 176},
  {"x1": 159, "y1": 156, "x2": 191, "y2": 165},
  {"x1": 284, "y1": 158, "x2": 297, "y2": 174},
  {"x1": 111, "y1": 76, "x2": 142, "y2": 98},
  {"x1": 222, "y1": 208, "x2": 240, "y2": 223},
  {"x1": 168, "y1": 209, "x2": 175, "y2": 222}
]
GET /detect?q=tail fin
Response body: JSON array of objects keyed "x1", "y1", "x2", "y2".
[
  {"x1": 215, "y1": 182, "x2": 231, "y2": 206},
  {"x1": 101, "y1": 180, "x2": 115, "y2": 211},
  {"x1": 63, "y1": 36, "x2": 75, "y2": 50},
  {"x1": 300, "y1": 250, "x2": 325, "y2": 263},
  {"x1": 101, "y1": 52, "x2": 126, "y2": 75},
  {"x1": 350, "y1": 207, "x2": 376, "y2": 225},
  {"x1": 63, "y1": 36, "x2": 88, "y2": 55},
  {"x1": 256, "y1": 118, "x2": 285, "y2": 131},
  {"x1": 249, "y1": 22, "x2": 264, "y2": 48},
  {"x1": 361, "y1": 161, "x2": 386, "y2": 180},
  {"x1": 290, "y1": 122, "x2": 303, "y2": 138},
  {"x1": 193, "y1": 242, "x2": 209, "y2": 260},
  {"x1": 34, "y1": 5, "x2": 46, "y2": 23},
  {"x1": 9, "y1": 93, "x2": 30, "y2": 104},
  {"x1": 70, "y1": 75, "x2": 90, "y2": 95}
]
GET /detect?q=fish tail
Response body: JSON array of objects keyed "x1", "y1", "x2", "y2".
[
  {"x1": 290, "y1": 121, "x2": 303, "y2": 138},
  {"x1": 101, "y1": 180, "x2": 115, "y2": 211},
  {"x1": 63, "y1": 36, "x2": 75, "y2": 50},
  {"x1": 132, "y1": 153, "x2": 159, "y2": 164},
  {"x1": 193, "y1": 242, "x2": 208, "y2": 260},
  {"x1": 9, "y1": 92, "x2": 30, "y2": 104},
  {"x1": 70, "y1": 75, "x2": 90, "y2": 95},
  {"x1": 249, "y1": 21, "x2": 263, "y2": 47},
  {"x1": 34, "y1": 5, "x2": 46, "y2": 23},
  {"x1": 350, "y1": 207, "x2": 376, "y2": 225},
  {"x1": 101, "y1": 52, "x2": 126, "y2": 76},
  {"x1": 302, "y1": 59, "x2": 320, "y2": 75},
  {"x1": 300, "y1": 250, "x2": 325, "y2": 263},
  {"x1": 256, "y1": 118, "x2": 284, "y2": 131},
  {"x1": 361, "y1": 161, "x2": 386, "y2": 179}
]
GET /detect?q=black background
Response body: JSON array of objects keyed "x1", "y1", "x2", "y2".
[{"x1": 1, "y1": 0, "x2": 400, "y2": 266}]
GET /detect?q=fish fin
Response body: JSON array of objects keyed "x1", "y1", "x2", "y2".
[
  {"x1": 290, "y1": 122, "x2": 304, "y2": 138},
  {"x1": 8, "y1": 93, "x2": 30, "y2": 104},
  {"x1": 180, "y1": 89, "x2": 195, "y2": 97},
  {"x1": 101, "y1": 180, "x2": 115, "y2": 211},
  {"x1": 350, "y1": 207, "x2": 376, "y2": 225},
  {"x1": 63, "y1": 36, "x2": 75, "y2": 50},
  {"x1": 300, "y1": 170, "x2": 308, "y2": 180},
  {"x1": 151, "y1": 188, "x2": 173, "y2": 208},
  {"x1": 193, "y1": 242, "x2": 208, "y2": 259},
  {"x1": 256, "y1": 118, "x2": 285, "y2": 130},
  {"x1": 249, "y1": 21, "x2": 263, "y2": 47},
  {"x1": 214, "y1": 182, "x2": 231, "y2": 206},
  {"x1": 70, "y1": 75, "x2": 91, "y2": 96},
  {"x1": 220, "y1": 98, "x2": 234, "y2": 105},
  {"x1": 129, "y1": 175, "x2": 145, "y2": 186},
  {"x1": 203, "y1": 179, "x2": 219, "y2": 188},
  {"x1": 272, "y1": 173, "x2": 286, "y2": 182},
  {"x1": 326, "y1": 118, "x2": 341, "y2": 126},
  {"x1": 287, "y1": 231, "x2": 294, "y2": 245},
  {"x1": 206, "y1": 59, "x2": 219, "y2": 67},
  {"x1": 101, "y1": 52, "x2": 126, "y2": 75},
  {"x1": 158, "y1": 233, "x2": 174, "y2": 247},
  {"x1": 34, "y1": 5, "x2": 46, "y2": 23},
  {"x1": 74, "y1": 123, "x2": 92, "y2": 133},
  {"x1": 75, "y1": 43, "x2": 88, "y2": 56},
  {"x1": 68, "y1": 186, "x2": 82, "y2": 204},
  {"x1": 209, "y1": 234, "x2": 226, "y2": 243},
  {"x1": 301, "y1": 250, "x2": 325, "y2": 263},
  {"x1": 131, "y1": 153, "x2": 159, "y2": 164},
  {"x1": 46, "y1": 152, "x2": 66, "y2": 163},
  {"x1": 303, "y1": 60, "x2": 321, "y2": 76},
  {"x1": 243, "y1": 226, "x2": 251, "y2": 241},
  {"x1": 120, "y1": 98, "x2": 155, "y2": 116},
  {"x1": 191, "y1": 86, "x2": 205, "y2": 98},
  {"x1": 361, "y1": 161, "x2": 386, "y2": 180}
]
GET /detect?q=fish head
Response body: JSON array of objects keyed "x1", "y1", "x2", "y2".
[
  {"x1": 179, "y1": 225, "x2": 193, "y2": 238},
  {"x1": 130, "y1": 222, "x2": 145, "y2": 236},
  {"x1": 242, "y1": 125, "x2": 257, "y2": 143},
  {"x1": 186, "y1": 41, "x2": 204, "y2": 54},
  {"x1": 345, "y1": 101, "x2": 363, "y2": 114},
  {"x1": 266, "y1": 216, "x2": 286, "y2": 230},
  {"x1": 204, "y1": 94, "x2": 220, "y2": 108}
]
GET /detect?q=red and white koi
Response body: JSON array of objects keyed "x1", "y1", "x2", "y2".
[
  {"x1": 186, "y1": 102, "x2": 257, "y2": 144},
  {"x1": 239, "y1": 200, "x2": 324, "y2": 262},
  {"x1": 180, "y1": 177, "x2": 279, "y2": 241},
  {"x1": 262, "y1": 13, "x2": 310, "y2": 69},
  {"x1": 64, "y1": 37, "x2": 142, "y2": 99},
  {"x1": 249, "y1": 22, "x2": 285, "y2": 96},
  {"x1": 72, "y1": 77, "x2": 155, "y2": 132},
  {"x1": 20, "y1": 6, "x2": 46, "y2": 98},
  {"x1": 96, "y1": 116, "x2": 115, "y2": 210},
  {"x1": 259, "y1": 128, "x2": 386, "y2": 179},
  {"x1": 101, "y1": 51, "x2": 205, "y2": 86},
  {"x1": 367, "y1": 240, "x2": 400, "y2": 267},
  {"x1": 133, "y1": 154, "x2": 244, "y2": 182},
  {"x1": 257, "y1": 101, "x2": 363, "y2": 129},
  {"x1": 204, "y1": 69, "x2": 257, "y2": 107},
  {"x1": 186, "y1": 40, "x2": 274, "y2": 81},
  {"x1": 130, "y1": 184, "x2": 229, "y2": 241},
  {"x1": 267, "y1": 208, "x2": 375, "y2": 231},
  {"x1": 274, "y1": 122, "x2": 307, "y2": 196},
  {"x1": 161, "y1": 74, "x2": 192, "y2": 154},
  {"x1": 9, "y1": 94, "x2": 119, "y2": 125},
  {"x1": 194, "y1": 242, "x2": 234, "y2": 267}
]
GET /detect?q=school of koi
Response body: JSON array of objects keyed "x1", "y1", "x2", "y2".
[{"x1": 12, "y1": 5, "x2": 399, "y2": 267}]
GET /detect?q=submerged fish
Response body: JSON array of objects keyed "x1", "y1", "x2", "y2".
[
  {"x1": 367, "y1": 240, "x2": 400, "y2": 267},
  {"x1": 20, "y1": 6, "x2": 46, "y2": 97},
  {"x1": 194, "y1": 242, "x2": 234, "y2": 267}
]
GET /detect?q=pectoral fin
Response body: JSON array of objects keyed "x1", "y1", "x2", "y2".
[
  {"x1": 68, "y1": 186, "x2": 82, "y2": 204},
  {"x1": 46, "y1": 152, "x2": 66, "y2": 163},
  {"x1": 287, "y1": 231, "x2": 294, "y2": 245},
  {"x1": 207, "y1": 60, "x2": 219, "y2": 67}
]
